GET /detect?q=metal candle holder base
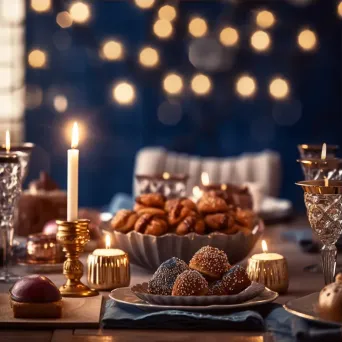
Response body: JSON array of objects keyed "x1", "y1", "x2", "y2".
[{"x1": 56, "y1": 219, "x2": 98, "y2": 297}]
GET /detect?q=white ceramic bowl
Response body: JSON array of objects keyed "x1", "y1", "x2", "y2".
[{"x1": 104, "y1": 220, "x2": 264, "y2": 271}]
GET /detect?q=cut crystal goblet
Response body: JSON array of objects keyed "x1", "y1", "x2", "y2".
[{"x1": 297, "y1": 180, "x2": 342, "y2": 284}]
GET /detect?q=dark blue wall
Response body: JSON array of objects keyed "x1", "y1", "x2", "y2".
[{"x1": 25, "y1": 0, "x2": 342, "y2": 210}]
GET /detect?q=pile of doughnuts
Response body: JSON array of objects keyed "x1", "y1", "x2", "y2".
[
  {"x1": 111, "y1": 192, "x2": 257, "y2": 236},
  {"x1": 147, "y1": 246, "x2": 251, "y2": 296}
]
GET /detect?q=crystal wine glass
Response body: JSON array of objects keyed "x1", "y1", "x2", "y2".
[
  {"x1": 297, "y1": 180, "x2": 342, "y2": 284},
  {"x1": 0, "y1": 153, "x2": 21, "y2": 283},
  {"x1": 298, "y1": 144, "x2": 339, "y2": 159}
]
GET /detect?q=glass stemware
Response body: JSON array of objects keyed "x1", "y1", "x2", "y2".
[
  {"x1": 297, "y1": 159, "x2": 342, "y2": 181},
  {"x1": 0, "y1": 153, "x2": 21, "y2": 283},
  {"x1": 297, "y1": 180, "x2": 342, "y2": 284}
]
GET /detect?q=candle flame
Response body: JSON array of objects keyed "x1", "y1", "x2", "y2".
[
  {"x1": 5, "y1": 130, "x2": 10, "y2": 153},
  {"x1": 71, "y1": 122, "x2": 79, "y2": 149},
  {"x1": 105, "y1": 235, "x2": 111, "y2": 249},
  {"x1": 262, "y1": 240, "x2": 268, "y2": 253},
  {"x1": 201, "y1": 172, "x2": 210, "y2": 186},
  {"x1": 321, "y1": 143, "x2": 327, "y2": 161},
  {"x1": 324, "y1": 176, "x2": 329, "y2": 187},
  {"x1": 163, "y1": 172, "x2": 170, "y2": 180},
  {"x1": 192, "y1": 185, "x2": 202, "y2": 199}
]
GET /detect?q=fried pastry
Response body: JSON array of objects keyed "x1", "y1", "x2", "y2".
[
  {"x1": 165, "y1": 198, "x2": 197, "y2": 213},
  {"x1": 197, "y1": 194, "x2": 228, "y2": 214},
  {"x1": 204, "y1": 213, "x2": 235, "y2": 231},
  {"x1": 189, "y1": 246, "x2": 230, "y2": 280},
  {"x1": 135, "y1": 193, "x2": 165, "y2": 209},
  {"x1": 134, "y1": 213, "x2": 168, "y2": 236},
  {"x1": 135, "y1": 207, "x2": 166, "y2": 217},
  {"x1": 235, "y1": 208, "x2": 256, "y2": 229},
  {"x1": 168, "y1": 203, "x2": 195, "y2": 226},
  {"x1": 111, "y1": 209, "x2": 138, "y2": 233},
  {"x1": 172, "y1": 270, "x2": 208, "y2": 296},
  {"x1": 176, "y1": 215, "x2": 206, "y2": 235}
]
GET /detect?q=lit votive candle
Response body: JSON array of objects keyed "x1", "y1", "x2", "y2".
[
  {"x1": 247, "y1": 240, "x2": 289, "y2": 294},
  {"x1": 87, "y1": 235, "x2": 130, "y2": 290}
]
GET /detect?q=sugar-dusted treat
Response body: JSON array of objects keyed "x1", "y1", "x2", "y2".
[
  {"x1": 221, "y1": 265, "x2": 251, "y2": 295},
  {"x1": 318, "y1": 273, "x2": 342, "y2": 322},
  {"x1": 10, "y1": 275, "x2": 62, "y2": 318},
  {"x1": 189, "y1": 246, "x2": 230, "y2": 280},
  {"x1": 111, "y1": 209, "x2": 139, "y2": 233},
  {"x1": 207, "y1": 280, "x2": 227, "y2": 296},
  {"x1": 172, "y1": 270, "x2": 208, "y2": 296},
  {"x1": 148, "y1": 257, "x2": 189, "y2": 295}
]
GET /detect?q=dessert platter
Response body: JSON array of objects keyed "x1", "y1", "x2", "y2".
[
  {"x1": 110, "y1": 246, "x2": 278, "y2": 312},
  {"x1": 107, "y1": 191, "x2": 264, "y2": 269}
]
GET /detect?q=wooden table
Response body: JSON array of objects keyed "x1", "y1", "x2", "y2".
[{"x1": 0, "y1": 217, "x2": 327, "y2": 342}]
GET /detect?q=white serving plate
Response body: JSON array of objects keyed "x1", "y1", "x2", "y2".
[
  {"x1": 284, "y1": 292, "x2": 342, "y2": 327},
  {"x1": 110, "y1": 286, "x2": 278, "y2": 312}
]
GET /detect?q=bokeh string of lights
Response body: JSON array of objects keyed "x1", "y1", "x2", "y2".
[{"x1": 27, "y1": 0, "x2": 342, "y2": 121}]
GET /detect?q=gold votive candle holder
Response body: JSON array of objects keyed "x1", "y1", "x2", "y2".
[
  {"x1": 87, "y1": 249, "x2": 130, "y2": 291},
  {"x1": 247, "y1": 242, "x2": 289, "y2": 294}
]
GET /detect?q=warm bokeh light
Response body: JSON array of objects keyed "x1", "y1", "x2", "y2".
[
  {"x1": 69, "y1": 1, "x2": 90, "y2": 24},
  {"x1": 250, "y1": 30, "x2": 271, "y2": 52},
  {"x1": 201, "y1": 172, "x2": 210, "y2": 186},
  {"x1": 297, "y1": 29, "x2": 317, "y2": 51},
  {"x1": 56, "y1": 11, "x2": 73, "y2": 28},
  {"x1": 163, "y1": 172, "x2": 170, "y2": 180},
  {"x1": 321, "y1": 143, "x2": 327, "y2": 160},
  {"x1": 256, "y1": 10, "x2": 275, "y2": 29},
  {"x1": 191, "y1": 74, "x2": 212, "y2": 96},
  {"x1": 163, "y1": 73, "x2": 183, "y2": 95},
  {"x1": 53, "y1": 95, "x2": 68, "y2": 113},
  {"x1": 112, "y1": 82, "x2": 136, "y2": 105},
  {"x1": 139, "y1": 47, "x2": 159, "y2": 68},
  {"x1": 262, "y1": 240, "x2": 268, "y2": 253},
  {"x1": 153, "y1": 19, "x2": 173, "y2": 39},
  {"x1": 188, "y1": 17, "x2": 208, "y2": 38},
  {"x1": 105, "y1": 235, "x2": 111, "y2": 249},
  {"x1": 5, "y1": 130, "x2": 10, "y2": 153},
  {"x1": 338, "y1": 2, "x2": 342, "y2": 17},
  {"x1": 134, "y1": 0, "x2": 155, "y2": 9},
  {"x1": 158, "y1": 5, "x2": 177, "y2": 21},
  {"x1": 28, "y1": 49, "x2": 47, "y2": 68},
  {"x1": 71, "y1": 122, "x2": 79, "y2": 149},
  {"x1": 235, "y1": 75, "x2": 257, "y2": 98},
  {"x1": 219, "y1": 27, "x2": 239, "y2": 47},
  {"x1": 102, "y1": 40, "x2": 124, "y2": 61},
  {"x1": 31, "y1": 0, "x2": 51, "y2": 12},
  {"x1": 269, "y1": 77, "x2": 290, "y2": 100}
]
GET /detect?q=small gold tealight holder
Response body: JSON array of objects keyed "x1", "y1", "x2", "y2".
[
  {"x1": 87, "y1": 235, "x2": 130, "y2": 291},
  {"x1": 247, "y1": 240, "x2": 289, "y2": 294},
  {"x1": 56, "y1": 219, "x2": 98, "y2": 297}
]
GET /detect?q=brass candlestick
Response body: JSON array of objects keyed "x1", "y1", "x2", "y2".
[{"x1": 56, "y1": 219, "x2": 98, "y2": 297}]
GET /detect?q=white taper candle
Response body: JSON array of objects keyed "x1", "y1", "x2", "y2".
[{"x1": 67, "y1": 122, "x2": 79, "y2": 221}]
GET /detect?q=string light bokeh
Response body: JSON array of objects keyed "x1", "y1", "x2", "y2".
[
  {"x1": 191, "y1": 74, "x2": 212, "y2": 96},
  {"x1": 139, "y1": 47, "x2": 159, "y2": 68},
  {"x1": 269, "y1": 77, "x2": 290, "y2": 100},
  {"x1": 134, "y1": 0, "x2": 155, "y2": 9},
  {"x1": 219, "y1": 27, "x2": 239, "y2": 47},
  {"x1": 163, "y1": 73, "x2": 184, "y2": 95},
  {"x1": 153, "y1": 19, "x2": 173, "y2": 39},
  {"x1": 188, "y1": 17, "x2": 208, "y2": 38},
  {"x1": 158, "y1": 5, "x2": 177, "y2": 21},
  {"x1": 256, "y1": 10, "x2": 276, "y2": 29},
  {"x1": 28, "y1": 49, "x2": 47, "y2": 68},
  {"x1": 297, "y1": 28, "x2": 317, "y2": 51},
  {"x1": 250, "y1": 30, "x2": 271, "y2": 52},
  {"x1": 235, "y1": 75, "x2": 257, "y2": 98},
  {"x1": 101, "y1": 40, "x2": 124, "y2": 61},
  {"x1": 31, "y1": 0, "x2": 51, "y2": 13},
  {"x1": 112, "y1": 82, "x2": 136, "y2": 105},
  {"x1": 69, "y1": 1, "x2": 91, "y2": 24}
]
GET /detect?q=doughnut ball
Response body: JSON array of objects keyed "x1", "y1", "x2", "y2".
[
  {"x1": 221, "y1": 265, "x2": 251, "y2": 295},
  {"x1": 318, "y1": 274, "x2": 342, "y2": 322},
  {"x1": 147, "y1": 257, "x2": 189, "y2": 295},
  {"x1": 189, "y1": 246, "x2": 230, "y2": 280},
  {"x1": 172, "y1": 270, "x2": 208, "y2": 296}
]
